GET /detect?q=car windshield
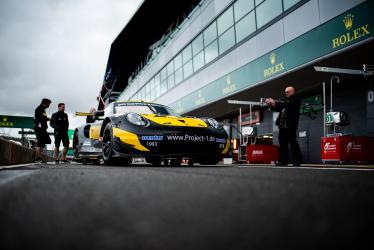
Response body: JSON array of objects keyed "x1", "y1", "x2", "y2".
[{"x1": 115, "y1": 103, "x2": 179, "y2": 117}]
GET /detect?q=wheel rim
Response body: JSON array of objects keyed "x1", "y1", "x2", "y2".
[{"x1": 102, "y1": 127, "x2": 112, "y2": 160}]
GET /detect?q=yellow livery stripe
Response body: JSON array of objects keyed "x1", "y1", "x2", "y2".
[
  {"x1": 89, "y1": 125, "x2": 101, "y2": 140},
  {"x1": 142, "y1": 114, "x2": 207, "y2": 128},
  {"x1": 112, "y1": 128, "x2": 149, "y2": 152},
  {"x1": 221, "y1": 139, "x2": 231, "y2": 154}
]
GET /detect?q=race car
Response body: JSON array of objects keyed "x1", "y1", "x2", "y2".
[
  {"x1": 73, "y1": 121, "x2": 102, "y2": 165},
  {"x1": 73, "y1": 101, "x2": 230, "y2": 166}
]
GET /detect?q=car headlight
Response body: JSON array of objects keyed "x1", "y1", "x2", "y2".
[
  {"x1": 207, "y1": 118, "x2": 220, "y2": 129},
  {"x1": 126, "y1": 113, "x2": 147, "y2": 126}
]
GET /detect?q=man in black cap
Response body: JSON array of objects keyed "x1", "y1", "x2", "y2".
[
  {"x1": 265, "y1": 86, "x2": 304, "y2": 166},
  {"x1": 50, "y1": 103, "x2": 69, "y2": 163},
  {"x1": 34, "y1": 98, "x2": 51, "y2": 163}
]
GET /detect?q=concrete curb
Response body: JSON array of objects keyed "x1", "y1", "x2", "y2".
[
  {"x1": 0, "y1": 162, "x2": 44, "y2": 170},
  {"x1": 0, "y1": 137, "x2": 53, "y2": 166}
]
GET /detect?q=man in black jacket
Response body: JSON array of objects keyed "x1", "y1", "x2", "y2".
[
  {"x1": 50, "y1": 103, "x2": 69, "y2": 163},
  {"x1": 34, "y1": 98, "x2": 51, "y2": 163},
  {"x1": 265, "y1": 86, "x2": 304, "y2": 166}
]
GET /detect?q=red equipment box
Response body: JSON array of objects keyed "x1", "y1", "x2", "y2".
[
  {"x1": 321, "y1": 136, "x2": 373, "y2": 163},
  {"x1": 246, "y1": 145, "x2": 279, "y2": 164}
]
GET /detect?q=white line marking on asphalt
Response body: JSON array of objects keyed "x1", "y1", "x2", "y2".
[
  {"x1": 0, "y1": 162, "x2": 41, "y2": 170},
  {"x1": 0, "y1": 171, "x2": 36, "y2": 186}
]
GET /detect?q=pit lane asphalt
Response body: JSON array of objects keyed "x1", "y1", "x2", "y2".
[{"x1": 1, "y1": 163, "x2": 374, "y2": 250}]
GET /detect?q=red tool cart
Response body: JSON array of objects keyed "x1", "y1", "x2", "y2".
[
  {"x1": 321, "y1": 135, "x2": 374, "y2": 163},
  {"x1": 246, "y1": 145, "x2": 279, "y2": 164}
]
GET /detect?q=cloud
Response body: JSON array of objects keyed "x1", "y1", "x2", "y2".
[{"x1": 0, "y1": 0, "x2": 142, "y2": 130}]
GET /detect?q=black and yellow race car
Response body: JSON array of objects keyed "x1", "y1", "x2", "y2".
[{"x1": 74, "y1": 101, "x2": 229, "y2": 166}]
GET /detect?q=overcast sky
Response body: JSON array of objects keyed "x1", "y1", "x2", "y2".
[{"x1": 0, "y1": 0, "x2": 142, "y2": 133}]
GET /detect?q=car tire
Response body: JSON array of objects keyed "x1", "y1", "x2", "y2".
[
  {"x1": 170, "y1": 158, "x2": 181, "y2": 167},
  {"x1": 73, "y1": 132, "x2": 80, "y2": 159},
  {"x1": 102, "y1": 123, "x2": 131, "y2": 166},
  {"x1": 198, "y1": 157, "x2": 221, "y2": 165},
  {"x1": 188, "y1": 159, "x2": 194, "y2": 167},
  {"x1": 92, "y1": 159, "x2": 101, "y2": 165},
  {"x1": 102, "y1": 123, "x2": 116, "y2": 165},
  {"x1": 146, "y1": 157, "x2": 161, "y2": 166}
]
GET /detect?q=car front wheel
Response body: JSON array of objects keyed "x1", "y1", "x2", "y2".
[
  {"x1": 102, "y1": 123, "x2": 131, "y2": 166},
  {"x1": 198, "y1": 157, "x2": 221, "y2": 165},
  {"x1": 102, "y1": 123, "x2": 115, "y2": 165}
]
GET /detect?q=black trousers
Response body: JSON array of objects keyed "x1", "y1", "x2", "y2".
[{"x1": 278, "y1": 128, "x2": 303, "y2": 164}]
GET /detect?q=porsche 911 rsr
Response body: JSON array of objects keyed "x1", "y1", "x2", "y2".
[{"x1": 74, "y1": 101, "x2": 229, "y2": 166}]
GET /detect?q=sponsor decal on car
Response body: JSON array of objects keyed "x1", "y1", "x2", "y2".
[
  {"x1": 215, "y1": 138, "x2": 226, "y2": 143},
  {"x1": 141, "y1": 135, "x2": 164, "y2": 141},
  {"x1": 166, "y1": 134, "x2": 226, "y2": 143}
]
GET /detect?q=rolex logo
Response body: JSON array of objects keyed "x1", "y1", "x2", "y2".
[
  {"x1": 332, "y1": 13, "x2": 369, "y2": 49},
  {"x1": 264, "y1": 52, "x2": 285, "y2": 78},
  {"x1": 223, "y1": 75, "x2": 236, "y2": 94},
  {"x1": 195, "y1": 90, "x2": 205, "y2": 106},
  {"x1": 270, "y1": 53, "x2": 276, "y2": 65},
  {"x1": 343, "y1": 14, "x2": 354, "y2": 30},
  {"x1": 2, "y1": 116, "x2": 7, "y2": 122}
]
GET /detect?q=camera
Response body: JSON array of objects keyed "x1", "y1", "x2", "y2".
[{"x1": 260, "y1": 98, "x2": 268, "y2": 106}]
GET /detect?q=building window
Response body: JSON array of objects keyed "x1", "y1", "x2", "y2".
[
  {"x1": 154, "y1": 74, "x2": 160, "y2": 99},
  {"x1": 174, "y1": 53, "x2": 183, "y2": 70},
  {"x1": 161, "y1": 80, "x2": 167, "y2": 95},
  {"x1": 218, "y1": 26, "x2": 235, "y2": 55},
  {"x1": 283, "y1": 0, "x2": 301, "y2": 11},
  {"x1": 160, "y1": 67, "x2": 167, "y2": 83},
  {"x1": 167, "y1": 74, "x2": 175, "y2": 90},
  {"x1": 175, "y1": 67, "x2": 183, "y2": 84},
  {"x1": 204, "y1": 21, "x2": 217, "y2": 46},
  {"x1": 145, "y1": 82, "x2": 151, "y2": 101},
  {"x1": 183, "y1": 60, "x2": 193, "y2": 79},
  {"x1": 234, "y1": 0, "x2": 255, "y2": 22},
  {"x1": 155, "y1": 82, "x2": 160, "y2": 98},
  {"x1": 167, "y1": 60, "x2": 174, "y2": 76},
  {"x1": 235, "y1": 10, "x2": 256, "y2": 43},
  {"x1": 150, "y1": 77, "x2": 155, "y2": 100},
  {"x1": 182, "y1": 44, "x2": 192, "y2": 64},
  {"x1": 192, "y1": 33, "x2": 204, "y2": 56},
  {"x1": 217, "y1": 6, "x2": 234, "y2": 36},
  {"x1": 256, "y1": 0, "x2": 282, "y2": 28},
  {"x1": 255, "y1": 0, "x2": 265, "y2": 6},
  {"x1": 205, "y1": 40, "x2": 218, "y2": 63},
  {"x1": 193, "y1": 50, "x2": 205, "y2": 72}
]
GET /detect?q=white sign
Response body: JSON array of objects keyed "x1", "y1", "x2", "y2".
[{"x1": 242, "y1": 126, "x2": 254, "y2": 136}]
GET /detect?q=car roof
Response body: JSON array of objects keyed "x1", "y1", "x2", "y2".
[{"x1": 114, "y1": 101, "x2": 167, "y2": 107}]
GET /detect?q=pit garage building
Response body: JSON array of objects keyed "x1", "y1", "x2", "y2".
[{"x1": 98, "y1": 0, "x2": 374, "y2": 163}]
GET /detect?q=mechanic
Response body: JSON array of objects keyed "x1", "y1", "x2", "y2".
[
  {"x1": 265, "y1": 86, "x2": 304, "y2": 166},
  {"x1": 34, "y1": 98, "x2": 52, "y2": 163},
  {"x1": 86, "y1": 107, "x2": 97, "y2": 123},
  {"x1": 50, "y1": 103, "x2": 69, "y2": 163}
]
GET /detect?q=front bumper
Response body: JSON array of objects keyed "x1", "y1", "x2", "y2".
[
  {"x1": 76, "y1": 140, "x2": 102, "y2": 159},
  {"x1": 111, "y1": 127, "x2": 229, "y2": 158}
]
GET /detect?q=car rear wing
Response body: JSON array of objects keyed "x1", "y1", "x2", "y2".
[{"x1": 75, "y1": 112, "x2": 94, "y2": 117}]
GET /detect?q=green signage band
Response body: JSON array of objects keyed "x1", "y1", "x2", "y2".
[
  {"x1": 170, "y1": 1, "x2": 373, "y2": 114},
  {"x1": 0, "y1": 115, "x2": 34, "y2": 129}
]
